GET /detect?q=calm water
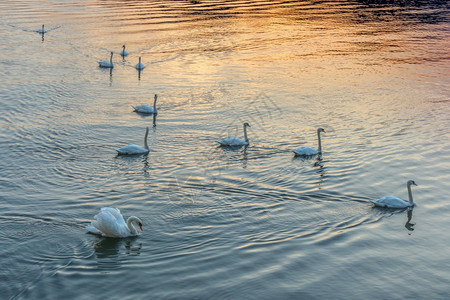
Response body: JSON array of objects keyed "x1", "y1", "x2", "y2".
[{"x1": 0, "y1": 0, "x2": 449, "y2": 299}]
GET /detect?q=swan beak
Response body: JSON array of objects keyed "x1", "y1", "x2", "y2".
[{"x1": 139, "y1": 223, "x2": 143, "y2": 231}]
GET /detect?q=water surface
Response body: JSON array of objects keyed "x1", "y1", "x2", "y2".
[{"x1": 0, "y1": 0, "x2": 449, "y2": 299}]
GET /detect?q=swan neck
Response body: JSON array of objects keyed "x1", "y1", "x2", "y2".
[
  {"x1": 243, "y1": 124, "x2": 249, "y2": 143},
  {"x1": 407, "y1": 182, "x2": 414, "y2": 204},
  {"x1": 110, "y1": 53, "x2": 113, "y2": 64},
  {"x1": 153, "y1": 95, "x2": 157, "y2": 108},
  {"x1": 126, "y1": 217, "x2": 138, "y2": 234},
  {"x1": 317, "y1": 130, "x2": 322, "y2": 153},
  {"x1": 144, "y1": 127, "x2": 149, "y2": 150}
]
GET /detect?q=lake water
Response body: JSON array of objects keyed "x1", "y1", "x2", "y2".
[{"x1": 0, "y1": 0, "x2": 449, "y2": 299}]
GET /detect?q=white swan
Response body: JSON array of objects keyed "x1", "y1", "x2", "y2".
[
  {"x1": 218, "y1": 122, "x2": 250, "y2": 146},
  {"x1": 135, "y1": 57, "x2": 145, "y2": 70},
  {"x1": 293, "y1": 128, "x2": 325, "y2": 156},
  {"x1": 38, "y1": 24, "x2": 46, "y2": 34},
  {"x1": 86, "y1": 207, "x2": 143, "y2": 238},
  {"x1": 132, "y1": 94, "x2": 158, "y2": 114},
  {"x1": 371, "y1": 180, "x2": 418, "y2": 208},
  {"x1": 120, "y1": 45, "x2": 128, "y2": 57},
  {"x1": 115, "y1": 127, "x2": 150, "y2": 155},
  {"x1": 98, "y1": 52, "x2": 114, "y2": 68}
]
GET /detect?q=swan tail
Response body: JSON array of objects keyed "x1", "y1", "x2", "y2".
[{"x1": 86, "y1": 225, "x2": 102, "y2": 235}]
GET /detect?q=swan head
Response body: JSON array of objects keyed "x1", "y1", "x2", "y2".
[
  {"x1": 122, "y1": 44, "x2": 125, "y2": 48},
  {"x1": 408, "y1": 180, "x2": 417, "y2": 187},
  {"x1": 244, "y1": 122, "x2": 251, "y2": 128},
  {"x1": 318, "y1": 128, "x2": 325, "y2": 133},
  {"x1": 128, "y1": 216, "x2": 143, "y2": 232}
]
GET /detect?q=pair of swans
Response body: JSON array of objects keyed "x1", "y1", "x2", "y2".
[
  {"x1": 218, "y1": 124, "x2": 326, "y2": 157},
  {"x1": 115, "y1": 94, "x2": 159, "y2": 154},
  {"x1": 85, "y1": 182, "x2": 418, "y2": 238},
  {"x1": 86, "y1": 207, "x2": 143, "y2": 238},
  {"x1": 98, "y1": 48, "x2": 145, "y2": 70}
]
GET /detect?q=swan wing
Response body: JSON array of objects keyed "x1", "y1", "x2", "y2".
[
  {"x1": 371, "y1": 196, "x2": 411, "y2": 208},
  {"x1": 218, "y1": 137, "x2": 247, "y2": 146},
  {"x1": 293, "y1": 146, "x2": 318, "y2": 156},
  {"x1": 115, "y1": 144, "x2": 149, "y2": 155},
  {"x1": 98, "y1": 61, "x2": 113, "y2": 68},
  {"x1": 86, "y1": 225, "x2": 102, "y2": 235},
  {"x1": 91, "y1": 209, "x2": 131, "y2": 237},
  {"x1": 100, "y1": 207, "x2": 126, "y2": 225},
  {"x1": 132, "y1": 105, "x2": 154, "y2": 113},
  {"x1": 91, "y1": 211, "x2": 122, "y2": 237}
]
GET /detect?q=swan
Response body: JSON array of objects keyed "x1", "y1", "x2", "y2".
[
  {"x1": 293, "y1": 128, "x2": 325, "y2": 156},
  {"x1": 132, "y1": 94, "x2": 158, "y2": 114},
  {"x1": 38, "y1": 24, "x2": 46, "y2": 34},
  {"x1": 371, "y1": 180, "x2": 418, "y2": 208},
  {"x1": 120, "y1": 45, "x2": 128, "y2": 57},
  {"x1": 135, "y1": 57, "x2": 145, "y2": 70},
  {"x1": 86, "y1": 207, "x2": 143, "y2": 238},
  {"x1": 218, "y1": 122, "x2": 250, "y2": 146},
  {"x1": 98, "y1": 52, "x2": 114, "y2": 68},
  {"x1": 115, "y1": 127, "x2": 150, "y2": 155}
]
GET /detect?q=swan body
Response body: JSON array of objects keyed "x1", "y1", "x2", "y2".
[
  {"x1": 132, "y1": 94, "x2": 158, "y2": 114},
  {"x1": 218, "y1": 123, "x2": 250, "y2": 147},
  {"x1": 38, "y1": 24, "x2": 46, "y2": 34},
  {"x1": 120, "y1": 45, "x2": 128, "y2": 56},
  {"x1": 371, "y1": 180, "x2": 417, "y2": 208},
  {"x1": 115, "y1": 127, "x2": 150, "y2": 155},
  {"x1": 98, "y1": 52, "x2": 114, "y2": 68},
  {"x1": 136, "y1": 57, "x2": 144, "y2": 70},
  {"x1": 86, "y1": 207, "x2": 143, "y2": 238},
  {"x1": 294, "y1": 128, "x2": 325, "y2": 156}
]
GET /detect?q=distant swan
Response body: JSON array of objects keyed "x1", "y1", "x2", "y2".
[
  {"x1": 136, "y1": 57, "x2": 144, "y2": 70},
  {"x1": 86, "y1": 207, "x2": 143, "y2": 238},
  {"x1": 293, "y1": 128, "x2": 325, "y2": 156},
  {"x1": 218, "y1": 122, "x2": 250, "y2": 146},
  {"x1": 98, "y1": 52, "x2": 114, "y2": 68},
  {"x1": 132, "y1": 94, "x2": 158, "y2": 114},
  {"x1": 120, "y1": 45, "x2": 128, "y2": 57},
  {"x1": 371, "y1": 180, "x2": 418, "y2": 208},
  {"x1": 37, "y1": 24, "x2": 46, "y2": 34},
  {"x1": 115, "y1": 127, "x2": 149, "y2": 155}
]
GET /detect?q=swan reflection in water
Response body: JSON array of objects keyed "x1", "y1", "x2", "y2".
[
  {"x1": 93, "y1": 237, "x2": 142, "y2": 268},
  {"x1": 405, "y1": 208, "x2": 415, "y2": 233}
]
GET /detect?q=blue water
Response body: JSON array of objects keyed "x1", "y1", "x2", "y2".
[{"x1": 0, "y1": 0, "x2": 449, "y2": 299}]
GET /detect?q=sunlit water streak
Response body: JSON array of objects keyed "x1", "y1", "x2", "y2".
[{"x1": 0, "y1": 0, "x2": 449, "y2": 299}]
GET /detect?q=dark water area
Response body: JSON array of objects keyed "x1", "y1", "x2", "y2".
[{"x1": 0, "y1": 0, "x2": 449, "y2": 299}]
